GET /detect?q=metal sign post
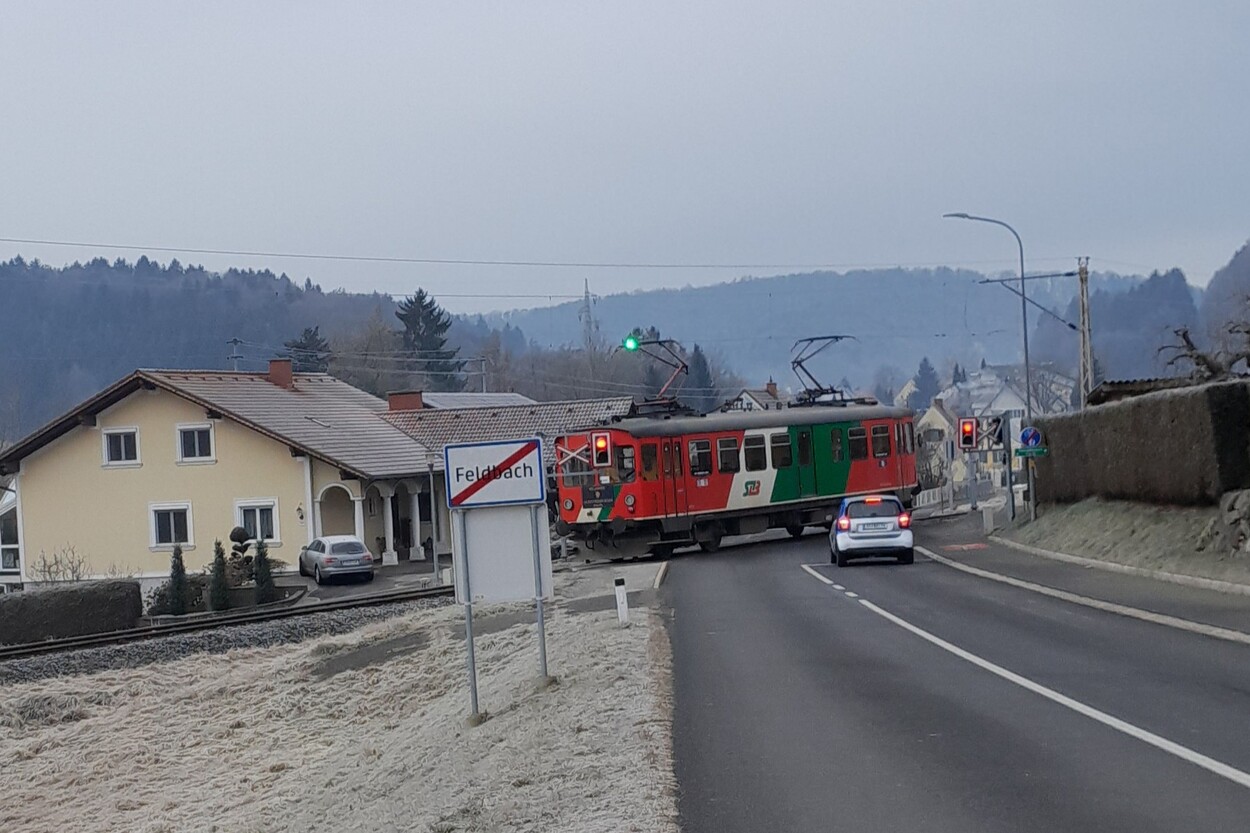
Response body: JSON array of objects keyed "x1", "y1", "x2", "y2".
[
  {"x1": 529, "y1": 503, "x2": 549, "y2": 679},
  {"x1": 455, "y1": 509, "x2": 480, "y2": 719},
  {"x1": 445, "y1": 437, "x2": 554, "y2": 719}
]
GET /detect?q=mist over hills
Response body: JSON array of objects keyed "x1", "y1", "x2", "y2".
[
  {"x1": 488, "y1": 268, "x2": 1159, "y2": 391},
  {"x1": 0, "y1": 245, "x2": 1232, "y2": 441}
]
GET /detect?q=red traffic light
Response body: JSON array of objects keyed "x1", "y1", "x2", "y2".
[
  {"x1": 594, "y1": 436, "x2": 608, "y2": 451},
  {"x1": 591, "y1": 432, "x2": 612, "y2": 466},
  {"x1": 958, "y1": 418, "x2": 977, "y2": 450}
]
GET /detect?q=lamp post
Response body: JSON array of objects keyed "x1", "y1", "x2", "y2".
[{"x1": 944, "y1": 212, "x2": 1035, "y2": 521}]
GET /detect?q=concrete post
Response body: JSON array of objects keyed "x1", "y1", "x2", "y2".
[
  {"x1": 352, "y1": 497, "x2": 365, "y2": 544},
  {"x1": 409, "y1": 490, "x2": 425, "y2": 561},
  {"x1": 382, "y1": 491, "x2": 398, "y2": 566}
]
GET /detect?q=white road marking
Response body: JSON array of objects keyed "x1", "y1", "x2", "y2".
[
  {"x1": 916, "y1": 546, "x2": 1250, "y2": 647},
  {"x1": 832, "y1": 584, "x2": 846, "y2": 591},
  {"x1": 800, "y1": 564, "x2": 834, "y2": 585},
  {"x1": 845, "y1": 592, "x2": 859, "y2": 598},
  {"x1": 653, "y1": 561, "x2": 670, "y2": 589},
  {"x1": 856, "y1": 597, "x2": 1250, "y2": 791}
]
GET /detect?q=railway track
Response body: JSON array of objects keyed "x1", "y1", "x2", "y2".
[{"x1": 0, "y1": 584, "x2": 454, "y2": 662}]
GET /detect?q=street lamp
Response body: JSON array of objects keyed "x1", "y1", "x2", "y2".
[
  {"x1": 944, "y1": 212, "x2": 1035, "y2": 520},
  {"x1": 943, "y1": 213, "x2": 1032, "y2": 420}
]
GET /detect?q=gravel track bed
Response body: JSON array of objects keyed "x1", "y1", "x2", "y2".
[{"x1": 0, "y1": 597, "x2": 452, "y2": 686}]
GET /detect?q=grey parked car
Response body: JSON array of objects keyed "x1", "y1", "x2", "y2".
[{"x1": 298, "y1": 535, "x2": 376, "y2": 584}]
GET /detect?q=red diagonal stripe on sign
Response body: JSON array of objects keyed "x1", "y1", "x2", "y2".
[{"x1": 451, "y1": 440, "x2": 540, "y2": 507}]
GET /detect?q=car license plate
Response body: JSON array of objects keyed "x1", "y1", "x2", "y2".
[{"x1": 863, "y1": 522, "x2": 888, "y2": 530}]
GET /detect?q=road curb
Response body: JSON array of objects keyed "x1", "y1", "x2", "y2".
[
  {"x1": 653, "y1": 561, "x2": 670, "y2": 589},
  {"x1": 917, "y1": 546, "x2": 1250, "y2": 647},
  {"x1": 989, "y1": 535, "x2": 1250, "y2": 598}
]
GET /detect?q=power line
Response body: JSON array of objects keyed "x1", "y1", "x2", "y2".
[{"x1": 0, "y1": 235, "x2": 1082, "y2": 272}]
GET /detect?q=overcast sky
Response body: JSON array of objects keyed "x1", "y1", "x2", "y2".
[{"x1": 2, "y1": 1, "x2": 1247, "y2": 313}]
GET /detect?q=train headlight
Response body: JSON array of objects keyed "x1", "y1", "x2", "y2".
[
  {"x1": 624, "y1": 494, "x2": 636, "y2": 507},
  {"x1": 563, "y1": 498, "x2": 574, "y2": 510}
]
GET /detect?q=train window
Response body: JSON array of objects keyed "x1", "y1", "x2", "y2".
[
  {"x1": 904, "y1": 422, "x2": 915, "y2": 454},
  {"x1": 673, "y1": 442, "x2": 683, "y2": 476},
  {"x1": 662, "y1": 442, "x2": 672, "y2": 475},
  {"x1": 770, "y1": 433, "x2": 793, "y2": 469},
  {"x1": 559, "y1": 451, "x2": 595, "y2": 487},
  {"x1": 616, "y1": 445, "x2": 636, "y2": 483},
  {"x1": 717, "y1": 437, "x2": 740, "y2": 473},
  {"x1": 744, "y1": 435, "x2": 767, "y2": 471},
  {"x1": 641, "y1": 443, "x2": 659, "y2": 481},
  {"x1": 797, "y1": 431, "x2": 812, "y2": 466},
  {"x1": 871, "y1": 425, "x2": 891, "y2": 457},
  {"x1": 688, "y1": 440, "x2": 712, "y2": 477},
  {"x1": 830, "y1": 428, "x2": 845, "y2": 463},
  {"x1": 848, "y1": 427, "x2": 869, "y2": 460}
]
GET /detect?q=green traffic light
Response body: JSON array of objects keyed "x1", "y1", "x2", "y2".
[{"x1": 623, "y1": 336, "x2": 639, "y2": 351}]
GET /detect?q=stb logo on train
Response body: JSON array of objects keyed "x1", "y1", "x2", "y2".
[{"x1": 743, "y1": 480, "x2": 761, "y2": 497}]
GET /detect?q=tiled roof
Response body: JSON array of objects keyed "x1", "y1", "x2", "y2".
[
  {"x1": 144, "y1": 371, "x2": 429, "y2": 478},
  {"x1": 383, "y1": 397, "x2": 636, "y2": 469},
  {"x1": 421, "y1": 391, "x2": 536, "y2": 409}
]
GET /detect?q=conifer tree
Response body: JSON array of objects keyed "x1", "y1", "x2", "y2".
[
  {"x1": 209, "y1": 540, "x2": 230, "y2": 611},
  {"x1": 168, "y1": 545, "x2": 188, "y2": 616},
  {"x1": 253, "y1": 539, "x2": 277, "y2": 605}
]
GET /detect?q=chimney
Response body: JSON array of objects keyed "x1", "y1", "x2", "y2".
[
  {"x1": 387, "y1": 390, "x2": 425, "y2": 411},
  {"x1": 267, "y1": 358, "x2": 293, "y2": 389},
  {"x1": 765, "y1": 378, "x2": 778, "y2": 399}
]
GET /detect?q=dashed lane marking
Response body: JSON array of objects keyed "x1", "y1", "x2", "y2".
[
  {"x1": 832, "y1": 584, "x2": 846, "y2": 591},
  {"x1": 857, "y1": 596, "x2": 1250, "y2": 792},
  {"x1": 917, "y1": 546, "x2": 1250, "y2": 648},
  {"x1": 845, "y1": 592, "x2": 859, "y2": 598},
  {"x1": 800, "y1": 564, "x2": 835, "y2": 585}
]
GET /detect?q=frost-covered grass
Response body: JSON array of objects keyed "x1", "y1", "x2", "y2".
[
  {"x1": 0, "y1": 599, "x2": 677, "y2": 833},
  {"x1": 1004, "y1": 497, "x2": 1250, "y2": 585}
]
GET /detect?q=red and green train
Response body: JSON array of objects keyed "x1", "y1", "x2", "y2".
[{"x1": 553, "y1": 403, "x2": 918, "y2": 557}]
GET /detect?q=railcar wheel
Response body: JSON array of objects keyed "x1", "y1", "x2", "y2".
[
  {"x1": 786, "y1": 524, "x2": 805, "y2": 539},
  {"x1": 698, "y1": 534, "x2": 722, "y2": 553}
]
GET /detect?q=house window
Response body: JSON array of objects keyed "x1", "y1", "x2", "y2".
[
  {"x1": 237, "y1": 500, "x2": 279, "y2": 543},
  {"x1": 770, "y1": 433, "x2": 793, "y2": 469},
  {"x1": 871, "y1": 425, "x2": 892, "y2": 457},
  {"x1": 151, "y1": 502, "x2": 193, "y2": 548},
  {"x1": 177, "y1": 424, "x2": 214, "y2": 463},
  {"x1": 102, "y1": 428, "x2": 139, "y2": 466},
  {"x1": 744, "y1": 435, "x2": 767, "y2": 471},
  {"x1": 717, "y1": 437, "x2": 740, "y2": 473},
  {"x1": 848, "y1": 427, "x2": 869, "y2": 460},
  {"x1": 1, "y1": 508, "x2": 18, "y2": 573},
  {"x1": 830, "y1": 429, "x2": 845, "y2": 463}
]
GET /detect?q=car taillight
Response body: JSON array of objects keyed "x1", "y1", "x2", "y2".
[
  {"x1": 898, "y1": 513, "x2": 911, "y2": 529},
  {"x1": 324, "y1": 557, "x2": 337, "y2": 565},
  {"x1": 837, "y1": 516, "x2": 850, "y2": 531}
]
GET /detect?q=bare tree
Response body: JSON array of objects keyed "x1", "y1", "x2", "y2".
[
  {"x1": 1159, "y1": 325, "x2": 1250, "y2": 382},
  {"x1": 30, "y1": 545, "x2": 90, "y2": 582}
]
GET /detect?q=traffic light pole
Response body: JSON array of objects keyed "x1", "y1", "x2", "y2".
[{"x1": 1003, "y1": 412, "x2": 1015, "y2": 522}]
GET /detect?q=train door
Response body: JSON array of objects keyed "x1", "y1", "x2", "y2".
[
  {"x1": 796, "y1": 428, "x2": 817, "y2": 497},
  {"x1": 660, "y1": 438, "x2": 688, "y2": 515},
  {"x1": 640, "y1": 441, "x2": 662, "y2": 516}
]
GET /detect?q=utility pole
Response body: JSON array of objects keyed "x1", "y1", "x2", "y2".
[
  {"x1": 227, "y1": 338, "x2": 244, "y2": 372},
  {"x1": 578, "y1": 278, "x2": 598, "y2": 353},
  {"x1": 480, "y1": 356, "x2": 488, "y2": 393},
  {"x1": 1077, "y1": 256, "x2": 1094, "y2": 408}
]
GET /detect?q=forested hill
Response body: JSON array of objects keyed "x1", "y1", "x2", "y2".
[
  {"x1": 489, "y1": 267, "x2": 1164, "y2": 388},
  {"x1": 0, "y1": 256, "x2": 396, "y2": 440}
]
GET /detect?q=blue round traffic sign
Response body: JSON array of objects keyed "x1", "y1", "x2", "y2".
[{"x1": 1020, "y1": 426, "x2": 1042, "y2": 448}]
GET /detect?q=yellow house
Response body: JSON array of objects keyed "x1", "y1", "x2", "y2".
[{"x1": 0, "y1": 360, "x2": 448, "y2": 586}]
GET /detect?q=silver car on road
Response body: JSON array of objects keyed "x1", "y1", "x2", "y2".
[
  {"x1": 829, "y1": 494, "x2": 914, "y2": 567},
  {"x1": 298, "y1": 535, "x2": 376, "y2": 584}
]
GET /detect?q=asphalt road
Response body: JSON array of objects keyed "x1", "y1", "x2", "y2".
[{"x1": 664, "y1": 520, "x2": 1250, "y2": 832}]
